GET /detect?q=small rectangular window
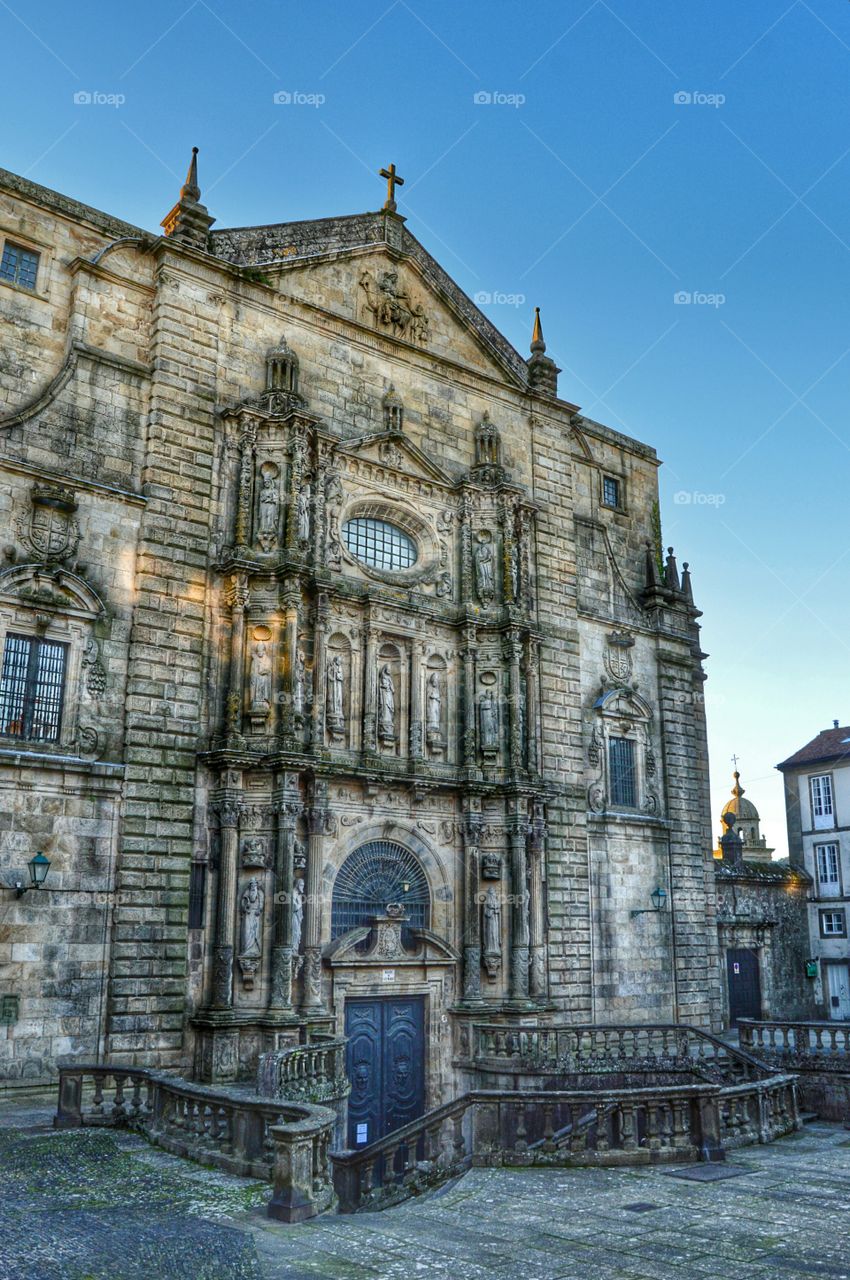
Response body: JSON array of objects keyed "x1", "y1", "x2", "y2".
[
  {"x1": 820, "y1": 909, "x2": 846, "y2": 937},
  {"x1": 0, "y1": 995, "x2": 19, "y2": 1025},
  {"x1": 811, "y1": 774, "x2": 834, "y2": 829},
  {"x1": 188, "y1": 862, "x2": 207, "y2": 929},
  {"x1": 816, "y1": 844, "x2": 841, "y2": 897},
  {"x1": 0, "y1": 241, "x2": 39, "y2": 290},
  {"x1": 609, "y1": 736, "x2": 637, "y2": 808},
  {"x1": 602, "y1": 476, "x2": 621, "y2": 509},
  {"x1": 0, "y1": 633, "x2": 68, "y2": 742}
]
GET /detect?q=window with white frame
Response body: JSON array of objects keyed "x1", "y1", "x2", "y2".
[
  {"x1": 810, "y1": 774, "x2": 834, "y2": 830},
  {"x1": 820, "y1": 909, "x2": 846, "y2": 938},
  {"x1": 816, "y1": 844, "x2": 841, "y2": 898}
]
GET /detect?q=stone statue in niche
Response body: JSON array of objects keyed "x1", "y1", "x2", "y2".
[
  {"x1": 435, "y1": 571, "x2": 452, "y2": 598},
  {"x1": 291, "y1": 877, "x2": 305, "y2": 972},
  {"x1": 293, "y1": 651, "x2": 306, "y2": 719},
  {"x1": 238, "y1": 877, "x2": 265, "y2": 987},
  {"x1": 249, "y1": 637, "x2": 272, "y2": 712},
  {"x1": 257, "y1": 463, "x2": 280, "y2": 551},
  {"x1": 378, "y1": 664, "x2": 396, "y2": 742},
  {"x1": 326, "y1": 654, "x2": 345, "y2": 738},
  {"x1": 474, "y1": 532, "x2": 495, "y2": 604},
  {"x1": 479, "y1": 689, "x2": 498, "y2": 753},
  {"x1": 482, "y1": 886, "x2": 502, "y2": 980},
  {"x1": 296, "y1": 483, "x2": 311, "y2": 545},
  {"x1": 426, "y1": 671, "x2": 442, "y2": 747}
]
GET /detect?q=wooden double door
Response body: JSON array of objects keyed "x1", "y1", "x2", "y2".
[{"x1": 344, "y1": 996, "x2": 426, "y2": 1149}]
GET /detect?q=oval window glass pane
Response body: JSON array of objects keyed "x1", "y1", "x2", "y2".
[{"x1": 342, "y1": 517, "x2": 417, "y2": 571}]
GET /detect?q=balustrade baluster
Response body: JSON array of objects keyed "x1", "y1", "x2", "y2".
[
  {"x1": 91, "y1": 1074, "x2": 104, "y2": 1118},
  {"x1": 513, "y1": 1105, "x2": 528, "y2": 1154},
  {"x1": 112, "y1": 1074, "x2": 127, "y2": 1122},
  {"x1": 647, "y1": 1103, "x2": 661, "y2": 1151},
  {"x1": 568, "y1": 1103, "x2": 587, "y2": 1154},
  {"x1": 672, "y1": 1100, "x2": 690, "y2": 1151},
  {"x1": 451, "y1": 1114, "x2": 465, "y2": 1164},
  {"x1": 594, "y1": 1102, "x2": 609, "y2": 1152},
  {"x1": 541, "y1": 1102, "x2": 555, "y2": 1153},
  {"x1": 619, "y1": 1103, "x2": 637, "y2": 1152}
]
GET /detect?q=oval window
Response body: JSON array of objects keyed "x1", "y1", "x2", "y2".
[{"x1": 343, "y1": 517, "x2": 418, "y2": 571}]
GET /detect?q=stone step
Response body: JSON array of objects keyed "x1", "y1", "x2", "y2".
[{"x1": 800, "y1": 1111, "x2": 820, "y2": 1125}]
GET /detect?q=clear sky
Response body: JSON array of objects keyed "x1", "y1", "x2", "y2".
[{"x1": 2, "y1": 0, "x2": 848, "y2": 855}]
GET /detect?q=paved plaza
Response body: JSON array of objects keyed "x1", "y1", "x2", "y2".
[{"x1": 1, "y1": 1101, "x2": 848, "y2": 1280}]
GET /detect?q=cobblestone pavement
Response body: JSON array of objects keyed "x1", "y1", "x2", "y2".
[{"x1": 1, "y1": 1101, "x2": 848, "y2": 1280}]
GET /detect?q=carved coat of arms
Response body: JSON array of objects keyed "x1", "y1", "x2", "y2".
[{"x1": 17, "y1": 486, "x2": 80, "y2": 563}]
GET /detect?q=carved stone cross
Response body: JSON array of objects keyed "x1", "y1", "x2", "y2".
[{"x1": 379, "y1": 163, "x2": 404, "y2": 212}]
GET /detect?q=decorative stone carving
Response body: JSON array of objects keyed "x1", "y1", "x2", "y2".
[
  {"x1": 291, "y1": 877, "x2": 305, "y2": 962},
  {"x1": 241, "y1": 837, "x2": 267, "y2": 868},
  {"x1": 82, "y1": 637, "x2": 106, "y2": 698},
  {"x1": 435, "y1": 571, "x2": 452, "y2": 598},
  {"x1": 17, "y1": 484, "x2": 80, "y2": 564},
  {"x1": 296, "y1": 483, "x2": 312, "y2": 546},
  {"x1": 481, "y1": 850, "x2": 502, "y2": 879},
  {"x1": 293, "y1": 651, "x2": 306, "y2": 720},
  {"x1": 326, "y1": 654, "x2": 345, "y2": 739},
  {"x1": 238, "y1": 877, "x2": 265, "y2": 987},
  {"x1": 378, "y1": 664, "x2": 396, "y2": 742},
  {"x1": 474, "y1": 532, "x2": 495, "y2": 605},
  {"x1": 257, "y1": 462, "x2": 280, "y2": 552},
  {"x1": 425, "y1": 670, "x2": 443, "y2": 750},
  {"x1": 359, "y1": 269, "x2": 430, "y2": 344},
  {"x1": 482, "y1": 886, "x2": 502, "y2": 980},
  {"x1": 382, "y1": 384, "x2": 404, "y2": 432},
  {"x1": 471, "y1": 413, "x2": 506, "y2": 485},
  {"x1": 604, "y1": 628, "x2": 635, "y2": 683},
  {"x1": 249, "y1": 633, "x2": 272, "y2": 717},
  {"x1": 479, "y1": 689, "x2": 498, "y2": 754}
]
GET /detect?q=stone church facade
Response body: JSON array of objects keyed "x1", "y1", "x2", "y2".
[{"x1": 0, "y1": 154, "x2": 721, "y2": 1108}]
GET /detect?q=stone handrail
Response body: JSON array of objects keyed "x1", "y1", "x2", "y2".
[
  {"x1": 739, "y1": 1018, "x2": 850, "y2": 1068},
  {"x1": 54, "y1": 1064, "x2": 336, "y2": 1221},
  {"x1": 468, "y1": 1022, "x2": 768, "y2": 1083},
  {"x1": 330, "y1": 1074, "x2": 801, "y2": 1213},
  {"x1": 257, "y1": 1036, "x2": 349, "y2": 1103}
]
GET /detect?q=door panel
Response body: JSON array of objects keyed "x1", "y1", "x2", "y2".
[
  {"x1": 344, "y1": 996, "x2": 425, "y2": 1149},
  {"x1": 727, "y1": 947, "x2": 761, "y2": 1025},
  {"x1": 826, "y1": 964, "x2": 850, "y2": 1020}
]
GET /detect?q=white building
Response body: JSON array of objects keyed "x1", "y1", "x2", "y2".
[{"x1": 778, "y1": 722, "x2": 850, "y2": 1019}]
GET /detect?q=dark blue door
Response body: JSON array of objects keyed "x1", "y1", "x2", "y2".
[{"x1": 345, "y1": 997, "x2": 425, "y2": 1149}]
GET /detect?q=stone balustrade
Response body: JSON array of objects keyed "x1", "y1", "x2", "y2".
[
  {"x1": 739, "y1": 1019, "x2": 850, "y2": 1068},
  {"x1": 55, "y1": 1064, "x2": 336, "y2": 1220},
  {"x1": 257, "y1": 1035, "x2": 349, "y2": 1104},
  {"x1": 468, "y1": 1022, "x2": 763, "y2": 1083},
  {"x1": 331, "y1": 1074, "x2": 800, "y2": 1213}
]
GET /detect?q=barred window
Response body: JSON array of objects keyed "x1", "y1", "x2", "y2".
[
  {"x1": 0, "y1": 634, "x2": 68, "y2": 742},
  {"x1": 602, "y1": 475, "x2": 621, "y2": 509},
  {"x1": 609, "y1": 736, "x2": 637, "y2": 808},
  {"x1": 0, "y1": 241, "x2": 39, "y2": 290},
  {"x1": 188, "y1": 863, "x2": 207, "y2": 929},
  {"x1": 331, "y1": 841, "x2": 429, "y2": 944},
  {"x1": 342, "y1": 517, "x2": 417, "y2": 571}
]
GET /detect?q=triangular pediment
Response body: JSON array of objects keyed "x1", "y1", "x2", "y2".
[{"x1": 334, "y1": 429, "x2": 455, "y2": 488}]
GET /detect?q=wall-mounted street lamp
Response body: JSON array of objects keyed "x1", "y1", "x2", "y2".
[
  {"x1": 15, "y1": 851, "x2": 51, "y2": 897},
  {"x1": 630, "y1": 886, "x2": 668, "y2": 918}
]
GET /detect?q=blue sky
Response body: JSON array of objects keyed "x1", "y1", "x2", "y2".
[{"x1": 3, "y1": 0, "x2": 849, "y2": 854}]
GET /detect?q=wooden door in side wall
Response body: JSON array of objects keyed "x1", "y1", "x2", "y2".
[
  {"x1": 726, "y1": 947, "x2": 762, "y2": 1025},
  {"x1": 344, "y1": 996, "x2": 425, "y2": 1149}
]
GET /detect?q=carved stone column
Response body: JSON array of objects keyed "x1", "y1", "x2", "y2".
[
  {"x1": 234, "y1": 420, "x2": 257, "y2": 550},
  {"x1": 280, "y1": 577, "x2": 300, "y2": 744},
  {"x1": 505, "y1": 631, "x2": 523, "y2": 773},
  {"x1": 528, "y1": 800, "x2": 547, "y2": 1002},
  {"x1": 269, "y1": 773, "x2": 302, "y2": 1014},
  {"x1": 525, "y1": 638, "x2": 541, "y2": 777},
  {"x1": 225, "y1": 573, "x2": 249, "y2": 745},
  {"x1": 507, "y1": 801, "x2": 530, "y2": 1003},
  {"x1": 212, "y1": 792, "x2": 243, "y2": 1008},
  {"x1": 499, "y1": 495, "x2": 516, "y2": 606},
  {"x1": 516, "y1": 506, "x2": 532, "y2": 613},
  {"x1": 285, "y1": 422, "x2": 308, "y2": 551},
  {"x1": 362, "y1": 626, "x2": 378, "y2": 754},
  {"x1": 302, "y1": 782, "x2": 327, "y2": 1011},
  {"x1": 311, "y1": 594, "x2": 329, "y2": 751},
  {"x1": 461, "y1": 806, "x2": 483, "y2": 1002},
  {"x1": 460, "y1": 492, "x2": 475, "y2": 603},
  {"x1": 461, "y1": 624, "x2": 477, "y2": 768},
  {"x1": 409, "y1": 641, "x2": 424, "y2": 762}
]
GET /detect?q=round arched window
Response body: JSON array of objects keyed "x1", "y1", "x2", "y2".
[
  {"x1": 331, "y1": 841, "x2": 430, "y2": 940},
  {"x1": 342, "y1": 517, "x2": 417, "y2": 571}
]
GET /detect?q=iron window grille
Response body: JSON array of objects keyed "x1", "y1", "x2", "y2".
[
  {"x1": 820, "y1": 909, "x2": 846, "y2": 937},
  {"x1": 331, "y1": 840, "x2": 430, "y2": 949},
  {"x1": 342, "y1": 517, "x2": 417, "y2": 571},
  {"x1": 0, "y1": 241, "x2": 39, "y2": 290},
  {"x1": 0, "y1": 633, "x2": 68, "y2": 743},
  {"x1": 609, "y1": 736, "x2": 637, "y2": 808}
]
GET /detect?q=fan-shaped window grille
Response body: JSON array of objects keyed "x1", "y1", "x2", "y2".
[
  {"x1": 342, "y1": 517, "x2": 417, "y2": 571},
  {"x1": 331, "y1": 841, "x2": 430, "y2": 941}
]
